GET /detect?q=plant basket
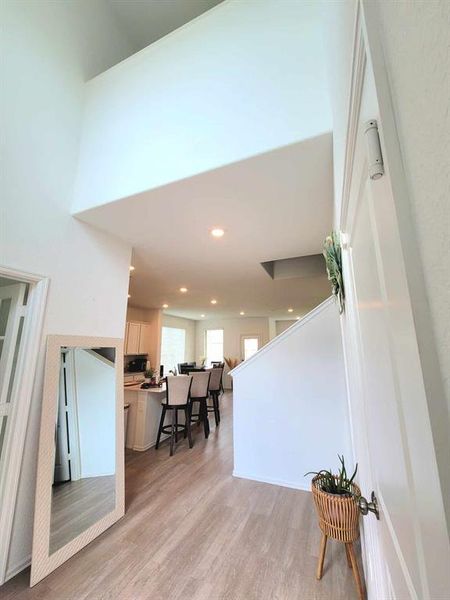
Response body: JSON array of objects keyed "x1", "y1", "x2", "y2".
[{"x1": 311, "y1": 474, "x2": 361, "y2": 543}]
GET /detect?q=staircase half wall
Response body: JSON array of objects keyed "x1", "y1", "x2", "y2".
[{"x1": 230, "y1": 297, "x2": 351, "y2": 491}]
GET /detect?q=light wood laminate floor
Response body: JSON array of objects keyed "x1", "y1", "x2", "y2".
[
  {"x1": 3, "y1": 393, "x2": 361, "y2": 599},
  {"x1": 50, "y1": 475, "x2": 115, "y2": 554}
]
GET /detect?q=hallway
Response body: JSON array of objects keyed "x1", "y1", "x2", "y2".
[{"x1": 4, "y1": 393, "x2": 359, "y2": 599}]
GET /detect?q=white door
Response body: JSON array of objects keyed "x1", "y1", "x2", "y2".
[
  {"x1": 54, "y1": 358, "x2": 71, "y2": 483},
  {"x1": 341, "y1": 25, "x2": 450, "y2": 599},
  {"x1": 0, "y1": 284, "x2": 27, "y2": 466},
  {"x1": 54, "y1": 349, "x2": 81, "y2": 483},
  {"x1": 241, "y1": 335, "x2": 260, "y2": 361}
]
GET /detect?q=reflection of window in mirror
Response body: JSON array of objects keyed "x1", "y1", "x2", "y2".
[{"x1": 50, "y1": 346, "x2": 116, "y2": 554}]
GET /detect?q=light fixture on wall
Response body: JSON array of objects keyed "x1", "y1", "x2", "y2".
[
  {"x1": 288, "y1": 308, "x2": 293, "y2": 313},
  {"x1": 210, "y1": 299, "x2": 217, "y2": 304},
  {"x1": 129, "y1": 265, "x2": 135, "y2": 272},
  {"x1": 201, "y1": 314, "x2": 205, "y2": 318},
  {"x1": 128, "y1": 294, "x2": 131, "y2": 298},
  {"x1": 162, "y1": 304, "x2": 168, "y2": 309},
  {"x1": 240, "y1": 311, "x2": 245, "y2": 316},
  {"x1": 210, "y1": 227, "x2": 225, "y2": 238},
  {"x1": 179, "y1": 287, "x2": 188, "y2": 293}
]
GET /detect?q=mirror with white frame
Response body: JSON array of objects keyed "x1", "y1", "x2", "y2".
[{"x1": 31, "y1": 336, "x2": 124, "y2": 586}]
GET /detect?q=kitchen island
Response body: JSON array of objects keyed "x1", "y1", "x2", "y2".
[{"x1": 124, "y1": 384, "x2": 168, "y2": 451}]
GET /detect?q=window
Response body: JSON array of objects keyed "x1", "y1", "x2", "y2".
[
  {"x1": 205, "y1": 329, "x2": 224, "y2": 366},
  {"x1": 160, "y1": 327, "x2": 186, "y2": 373},
  {"x1": 241, "y1": 335, "x2": 260, "y2": 361}
]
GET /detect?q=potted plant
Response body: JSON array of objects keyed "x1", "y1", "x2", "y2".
[
  {"x1": 144, "y1": 367, "x2": 156, "y2": 385},
  {"x1": 224, "y1": 357, "x2": 240, "y2": 390},
  {"x1": 306, "y1": 456, "x2": 364, "y2": 599}
]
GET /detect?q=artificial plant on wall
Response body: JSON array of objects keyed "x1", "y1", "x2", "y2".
[{"x1": 323, "y1": 231, "x2": 345, "y2": 314}]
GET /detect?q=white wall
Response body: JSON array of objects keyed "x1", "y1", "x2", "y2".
[
  {"x1": 275, "y1": 320, "x2": 296, "y2": 336},
  {"x1": 324, "y1": 0, "x2": 356, "y2": 221},
  {"x1": 73, "y1": 0, "x2": 332, "y2": 212},
  {"x1": 196, "y1": 316, "x2": 270, "y2": 388},
  {"x1": 325, "y1": 0, "x2": 449, "y2": 530},
  {"x1": 232, "y1": 299, "x2": 351, "y2": 490},
  {"x1": 74, "y1": 350, "x2": 115, "y2": 478},
  {"x1": 162, "y1": 315, "x2": 197, "y2": 363},
  {"x1": 1, "y1": 0, "x2": 134, "y2": 579}
]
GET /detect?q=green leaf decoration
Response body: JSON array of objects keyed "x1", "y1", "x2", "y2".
[{"x1": 323, "y1": 231, "x2": 345, "y2": 314}]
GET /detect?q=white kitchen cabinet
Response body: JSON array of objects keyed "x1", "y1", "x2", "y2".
[
  {"x1": 138, "y1": 323, "x2": 152, "y2": 355},
  {"x1": 125, "y1": 322, "x2": 141, "y2": 355}
]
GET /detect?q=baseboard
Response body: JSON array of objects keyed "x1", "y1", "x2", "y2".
[
  {"x1": 5, "y1": 554, "x2": 31, "y2": 583},
  {"x1": 232, "y1": 470, "x2": 311, "y2": 492}
]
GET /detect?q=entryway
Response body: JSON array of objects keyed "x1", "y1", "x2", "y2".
[{"x1": 2, "y1": 392, "x2": 360, "y2": 599}]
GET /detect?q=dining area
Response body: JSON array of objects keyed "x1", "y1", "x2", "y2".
[{"x1": 124, "y1": 363, "x2": 225, "y2": 457}]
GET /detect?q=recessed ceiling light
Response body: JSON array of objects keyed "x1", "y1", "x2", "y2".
[
  {"x1": 240, "y1": 311, "x2": 245, "y2": 315},
  {"x1": 296, "y1": 316, "x2": 300, "y2": 320},
  {"x1": 201, "y1": 314, "x2": 205, "y2": 318},
  {"x1": 180, "y1": 287, "x2": 188, "y2": 293},
  {"x1": 162, "y1": 303, "x2": 169, "y2": 309},
  {"x1": 211, "y1": 228, "x2": 225, "y2": 238},
  {"x1": 210, "y1": 299, "x2": 217, "y2": 304},
  {"x1": 288, "y1": 308, "x2": 294, "y2": 313},
  {"x1": 129, "y1": 265, "x2": 135, "y2": 271}
]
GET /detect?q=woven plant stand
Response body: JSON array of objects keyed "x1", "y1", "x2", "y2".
[{"x1": 311, "y1": 475, "x2": 365, "y2": 600}]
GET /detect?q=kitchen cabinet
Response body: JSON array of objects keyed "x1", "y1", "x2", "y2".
[
  {"x1": 138, "y1": 323, "x2": 152, "y2": 355},
  {"x1": 125, "y1": 321, "x2": 154, "y2": 357},
  {"x1": 124, "y1": 385, "x2": 182, "y2": 451},
  {"x1": 125, "y1": 322, "x2": 141, "y2": 355}
]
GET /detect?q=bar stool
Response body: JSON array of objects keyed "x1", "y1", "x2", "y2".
[
  {"x1": 211, "y1": 361, "x2": 225, "y2": 392},
  {"x1": 188, "y1": 370, "x2": 211, "y2": 439},
  {"x1": 155, "y1": 375, "x2": 193, "y2": 456},
  {"x1": 207, "y1": 366, "x2": 223, "y2": 426}
]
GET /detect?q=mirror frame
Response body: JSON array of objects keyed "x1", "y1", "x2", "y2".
[{"x1": 30, "y1": 335, "x2": 124, "y2": 586}]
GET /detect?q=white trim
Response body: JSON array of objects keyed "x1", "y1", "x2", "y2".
[
  {"x1": 232, "y1": 471, "x2": 311, "y2": 493},
  {"x1": 5, "y1": 554, "x2": 31, "y2": 582},
  {"x1": 0, "y1": 265, "x2": 49, "y2": 586},
  {"x1": 230, "y1": 296, "x2": 335, "y2": 376}
]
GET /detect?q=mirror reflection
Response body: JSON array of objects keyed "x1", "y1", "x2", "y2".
[{"x1": 50, "y1": 346, "x2": 116, "y2": 554}]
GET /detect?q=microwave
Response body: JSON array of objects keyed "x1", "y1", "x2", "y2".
[{"x1": 126, "y1": 357, "x2": 147, "y2": 373}]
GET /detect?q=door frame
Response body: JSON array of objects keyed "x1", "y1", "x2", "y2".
[
  {"x1": 240, "y1": 334, "x2": 261, "y2": 361},
  {"x1": 339, "y1": 2, "x2": 449, "y2": 597},
  {"x1": 0, "y1": 265, "x2": 49, "y2": 585}
]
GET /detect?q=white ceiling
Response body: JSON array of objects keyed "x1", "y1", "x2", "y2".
[
  {"x1": 109, "y1": 0, "x2": 225, "y2": 53},
  {"x1": 77, "y1": 134, "x2": 333, "y2": 320}
]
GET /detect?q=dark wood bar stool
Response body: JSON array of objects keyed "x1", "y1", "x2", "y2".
[
  {"x1": 188, "y1": 370, "x2": 211, "y2": 439},
  {"x1": 211, "y1": 361, "x2": 225, "y2": 392},
  {"x1": 155, "y1": 375, "x2": 193, "y2": 456},
  {"x1": 207, "y1": 366, "x2": 223, "y2": 426}
]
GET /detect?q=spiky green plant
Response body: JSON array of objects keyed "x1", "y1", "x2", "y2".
[
  {"x1": 305, "y1": 455, "x2": 358, "y2": 496},
  {"x1": 145, "y1": 367, "x2": 155, "y2": 379},
  {"x1": 323, "y1": 231, "x2": 345, "y2": 314}
]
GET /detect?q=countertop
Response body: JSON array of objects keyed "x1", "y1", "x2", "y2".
[{"x1": 124, "y1": 383, "x2": 166, "y2": 394}]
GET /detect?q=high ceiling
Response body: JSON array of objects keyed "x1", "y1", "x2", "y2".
[
  {"x1": 109, "y1": 0, "x2": 225, "y2": 53},
  {"x1": 76, "y1": 134, "x2": 333, "y2": 320}
]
